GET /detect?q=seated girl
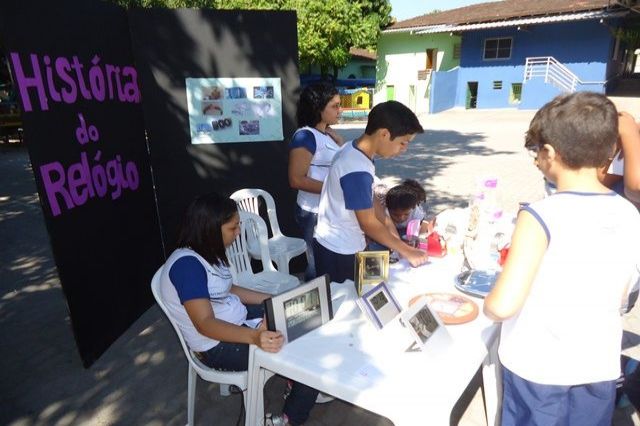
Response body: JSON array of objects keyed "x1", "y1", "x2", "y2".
[{"x1": 159, "y1": 192, "x2": 317, "y2": 426}]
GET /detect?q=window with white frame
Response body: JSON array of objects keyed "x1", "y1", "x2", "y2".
[{"x1": 483, "y1": 37, "x2": 512, "y2": 60}]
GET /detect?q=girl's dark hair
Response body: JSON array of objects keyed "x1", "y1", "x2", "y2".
[
  {"x1": 296, "y1": 82, "x2": 339, "y2": 128},
  {"x1": 386, "y1": 184, "x2": 418, "y2": 212},
  {"x1": 175, "y1": 192, "x2": 238, "y2": 266},
  {"x1": 401, "y1": 179, "x2": 426, "y2": 203}
]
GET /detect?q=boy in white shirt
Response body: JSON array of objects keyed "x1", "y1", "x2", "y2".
[
  {"x1": 484, "y1": 92, "x2": 640, "y2": 425},
  {"x1": 313, "y1": 101, "x2": 429, "y2": 283}
]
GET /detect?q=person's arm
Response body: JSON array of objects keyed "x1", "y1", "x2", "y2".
[
  {"x1": 288, "y1": 148, "x2": 323, "y2": 193},
  {"x1": 619, "y1": 112, "x2": 640, "y2": 203},
  {"x1": 340, "y1": 171, "x2": 427, "y2": 266},
  {"x1": 355, "y1": 208, "x2": 428, "y2": 267},
  {"x1": 483, "y1": 209, "x2": 547, "y2": 321},
  {"x1": 230, "y1": 285, "x2": 270, "y2": 305},
  {"x1": 372, "y1": 193, "x2": 400, "y2": 238},
  {"x1": 288, "y1": 130, "x2": 323, "y2": 193},
  {"x1": 325, "y1": 126, "x2": 344, "y2": 146},
  {"x1": 183, "y1": 299, "x2": 283, "y2": 353},
  {"x1": 170, "y1": 256, "x2": 282, "y2": 352}
]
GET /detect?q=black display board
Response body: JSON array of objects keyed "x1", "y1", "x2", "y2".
[
  {"x1": 0, "y1": 0, "x2": 164, "y2": 367},
  {"x1": 128, "y1": 8, "x2": 300, "y2": 249}
]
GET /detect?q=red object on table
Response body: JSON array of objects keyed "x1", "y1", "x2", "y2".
[
  {"x1": 498, "y1": 246, "x2": 510, "y2": 266},
  {"x1": 426, "y1": 231, "x2": 447, "y2": 257}
]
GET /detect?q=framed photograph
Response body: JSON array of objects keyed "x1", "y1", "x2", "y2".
[
  {"x1": 354, "y1": 250, "x2": 389, "y2": 295},
  {"x1": 264, "y1": 275, "x2": 333, "y2": 343},
  {"x1": 401, "y1": 296, "x2": 451, "y2": 351},
  {"x1": 356, "y1": 282, "x2": 401, "y2": 329}
]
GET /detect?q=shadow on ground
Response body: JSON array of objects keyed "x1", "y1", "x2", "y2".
[{"x1": 335, "y1": 127, "x2": 512, "y2": 213}]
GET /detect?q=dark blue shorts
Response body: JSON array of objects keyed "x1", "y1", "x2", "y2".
[
  {"x1": 312, "y1": 239, "x2": 355, "y2": 284},
  {"x1": 501, "y1": 367, "x2": 616, "y2": 426}
]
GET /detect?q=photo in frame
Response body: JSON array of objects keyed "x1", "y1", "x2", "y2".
[
  {"x1": 354, "y1": 250, "x2": 389, "y2": 296},
  {"x1": 264, "y1": 275, "x2": 333, "y2": 342},
  {"x1": 400, "y1": 296, "x2": 452, "y2": 351},
  {"x1": 356, "y1": 281, "x2": 401, "y2": 329}
]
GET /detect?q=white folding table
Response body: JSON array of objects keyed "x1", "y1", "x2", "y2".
[{"x1": 246, "y1": 255, "x2": 501, "y2": 425}]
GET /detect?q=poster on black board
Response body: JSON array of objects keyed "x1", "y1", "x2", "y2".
[{"x1": 0, "y1": 0, "x2": 165, "y2": 367}]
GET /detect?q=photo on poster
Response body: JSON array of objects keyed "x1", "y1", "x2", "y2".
[
  {"x1": 239, "y1": 120, "x2": 260, "y2": 135},
  {"x1": 202, "y1": 86, "x2": 223, "y2": 100},
  {"x1": 226, "y1": 87, "x2": 247, "y2": 99},
  {"x1": 202, "y1": 101, "x2": 223, "y2": 116},
  {"x1": 186, "y1": 77, "x2": 283, "y2": 144},
  {"x1": 253, "y1": 86, "x2": 274, "y2": 99}
]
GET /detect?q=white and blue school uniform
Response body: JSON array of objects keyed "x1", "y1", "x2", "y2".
[
  {"x1": 290, "y1": 126, "x2": 342, "y2": 214},
  {"x1": 290, "y1": 127, "x2": 342, "y2": 280},
  {"x1": 500, "y1": 191, "x2": 640, "y2": 424},
  {"x1": 159, "y1": 248, "x2": 247, "y2": 352},
  {"x1": 315, "y1": 139, "x2": 375, "y2": 254},
  {"x1": 312, "y1": 140, "x2": 375, "y2": 283}
]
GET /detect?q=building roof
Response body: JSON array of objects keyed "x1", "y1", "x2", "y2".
[
  {"x1": 349, "y1": 47, "x2": 377, "y2": 61},
  {"x1": 385, "y1": 0, "x2": 624, "y2": 33}
]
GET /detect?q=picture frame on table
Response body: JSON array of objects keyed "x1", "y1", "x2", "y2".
[
  {"x1": 356, "y1": 281, "x2": 401, "y2": 330},
  {"x1": 400, "y1": 295, "x2": 451, "y2": 351},
  {"x1": 354, "y1": 250, "x2": 389, "y2": 296},
  {"x1": 264, "y1": 274, "x2": 333, "y2": 343}
]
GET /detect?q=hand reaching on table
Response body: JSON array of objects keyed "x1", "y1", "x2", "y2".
[{"x1": 401, "y1": 246, "x2": 429, "y2": 267}]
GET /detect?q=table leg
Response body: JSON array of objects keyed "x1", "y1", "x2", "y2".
[
  {"x1": 482, "y1": 336, "x2": 502, "y2": 426},
  {"x1": 246, "y1": 347, "x2": 262, "y2": 426}
]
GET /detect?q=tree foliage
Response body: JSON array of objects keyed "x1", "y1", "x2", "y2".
[{"x1": 105, "y1": 0, "x2": 391, "y2": 78}]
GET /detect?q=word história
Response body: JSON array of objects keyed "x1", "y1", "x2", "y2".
[{"x1": 10, "y1": 52, "x2": 141, "y2": 112}]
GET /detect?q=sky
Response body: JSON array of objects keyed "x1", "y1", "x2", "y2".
[{"x1": 389, "y1": 0, "x2": 494, "y2": 21}]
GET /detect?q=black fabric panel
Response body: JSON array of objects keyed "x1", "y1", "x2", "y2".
[
  {"x1": 128, "y1": 8, "x2": 300, "y2": 253},
  {"x1": 0, "y1": 0, "x2": 164, "y2": 367}
]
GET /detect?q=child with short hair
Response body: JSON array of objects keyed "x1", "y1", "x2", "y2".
[
  {"x1": 313, "y1": 101, "x2": 429, "y2": 283},
  {"x1": 484, "y1": 92, "x2": 640, "y2": 425},
  {"x1": 385, "y1": 179, "x2": 431, "y2": 237}
]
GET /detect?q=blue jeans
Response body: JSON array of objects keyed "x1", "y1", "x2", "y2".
[
  {"x1": 501, "y1": 367, "x2": 615, "y2": 426},
  {"x1": 198, "y1": 304, "x2": 318, "y2": 425},
  {"x1": 295, "y1": 205, "x2": 317, "y2": 280}
]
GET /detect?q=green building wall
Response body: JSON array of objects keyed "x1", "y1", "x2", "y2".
[{"x1": 375, "y1": 32, "x2": 461, "y2": 114}]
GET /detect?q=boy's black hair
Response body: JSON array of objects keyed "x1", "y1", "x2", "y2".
[
  {"x1": 386, "y1": 184, "x2": 419, "y2": 212},
  {"x1": 365, "y1": 100, "x2": 424, "y2": 139},
  {"x1": 401, "y1": 179, "x2": 427, "y2": 204},
  {"x1": 296, "y1": 82, "x2": 339, "y2": 128},
  {"x1": 175, "y1": 192, "x2": 238, "y2": 266},
  {"x1": 525, "y1": 92, "x2": 617, "y2": 169}
]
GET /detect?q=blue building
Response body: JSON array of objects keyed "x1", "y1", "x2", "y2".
[{"x1": 381, "y1": 0, "x2": 639, "y2": 113}]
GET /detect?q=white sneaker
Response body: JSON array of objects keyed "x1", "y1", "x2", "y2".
[
  {"x1": 315, "y1": 392, "x2": 335, "y2": 403},
  {"x1": 265, "y1": 413, "x2": 288, "y2": 426}
]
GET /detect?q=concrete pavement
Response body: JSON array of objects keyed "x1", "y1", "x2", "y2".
[{"x1": 2, "y1": 109, "x2": 639, "y2": 425}]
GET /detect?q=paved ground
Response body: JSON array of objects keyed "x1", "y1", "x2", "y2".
[{"x1": 2, "y1": 109, "x2": 639, "y2": 426}]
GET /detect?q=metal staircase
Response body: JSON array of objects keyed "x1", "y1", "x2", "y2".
[{"x1": 524, "y1": 56, "x2": 605, "y2": 93}]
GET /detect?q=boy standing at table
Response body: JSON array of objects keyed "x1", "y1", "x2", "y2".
[
  {"x1": 313, "y1": 101, "x2": 429, "y2": 283},
  {"x1": 484, "y1": 92, "x2": 640, "y2": 425}
]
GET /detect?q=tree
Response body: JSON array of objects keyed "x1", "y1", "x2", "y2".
[{"x1": 105, "y1": 0, "x2": 392, "y2": 79}]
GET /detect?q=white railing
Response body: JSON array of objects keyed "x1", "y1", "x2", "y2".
[{"x1": 524, "y1": 56, "x2": 606, "y2": 93}]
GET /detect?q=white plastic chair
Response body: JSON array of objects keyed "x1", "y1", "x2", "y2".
[
  {"x1": 226, "y1": 211, "x2": 300, "y2": 294},
  {"x1": 150, "y1": 267, "x2": 248, "y2": 426},
  {"x1": 231, "y1": 188, "x2": 308, "y2": 275}
]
